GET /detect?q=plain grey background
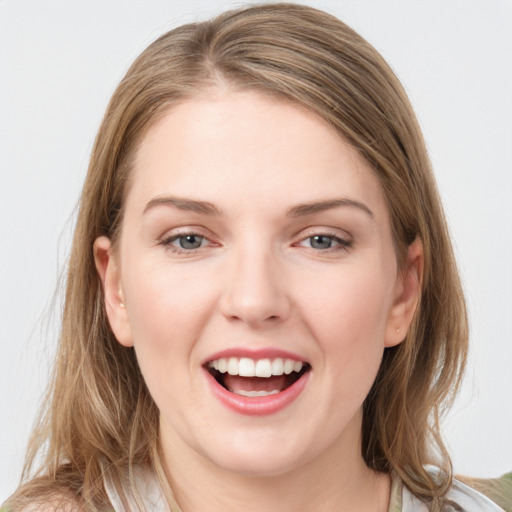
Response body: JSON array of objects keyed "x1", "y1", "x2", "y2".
[{"x1": 1, "y1": 0, "x2": 511, "y2": 501}]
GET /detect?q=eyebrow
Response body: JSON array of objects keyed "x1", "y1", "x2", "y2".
[
  {"x1": 143, "y1": 196, "x2": 221, "y2": 216},
  {"x1": 286, "y1": 198, "x2": 374, "y2": 218},
  {"x1": 143, "y1": 195, "x2": 373, "y2": 219}
]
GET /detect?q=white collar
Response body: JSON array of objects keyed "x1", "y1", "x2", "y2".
[{"x1": 104, "y1": 465, "x2": 171, "y2": 512}]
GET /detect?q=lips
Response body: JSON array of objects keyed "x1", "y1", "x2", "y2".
[{"x1": 203, "y1": 350, "x2": 311, "y2": 415}]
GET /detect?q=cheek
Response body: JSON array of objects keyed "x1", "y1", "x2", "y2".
[
  {"x1": 305, "y1": 269, "x2": 392, "y2": 335},
  {"x1": 299, "y1": 264, "x2": 395, "y2": 372},
  {"x1": 122, "y1": 263, "x2": 217, "y2": 381},
  {"x1": 125, "y1": 260, "x2": 215, "y2": 329},
  {"x1": 122, "y1": 272, "x2": 215, "y2": 423}
]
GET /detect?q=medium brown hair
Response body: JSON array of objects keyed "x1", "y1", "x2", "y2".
[{"x1": 5, "y1": 3, "x2": 467, "y2": 511}]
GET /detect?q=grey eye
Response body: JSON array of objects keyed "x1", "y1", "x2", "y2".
[
  {"x1": 309, "y1": 235, "x2": 334, "y2": 249},
  {"x1": 177, "y1": 234, "x2": 204, "y2": 249}
]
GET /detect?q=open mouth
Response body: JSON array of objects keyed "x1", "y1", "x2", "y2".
[{"x1": 205, "y1": 357, "x2": 311, "y2": 397}]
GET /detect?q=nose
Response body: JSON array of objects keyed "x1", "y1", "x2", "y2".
[{"x1": 219, "y1": 246, "x2": 291, "y2": 328}]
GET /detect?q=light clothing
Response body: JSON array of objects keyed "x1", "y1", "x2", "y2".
[
  {"x1": 104, "y1": 466, "x2": 507, "y2": 512},
  {"x1": 104, "y1": 466, "x2": 172, "y2": 512}
]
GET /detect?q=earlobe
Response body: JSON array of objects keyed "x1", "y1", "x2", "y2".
[
  {"x1": 384, "y1": 237, "x2": 423, "y2": 347},
  {"x1": 93, "y1": 236, "x2": 134, "y2": 347}
]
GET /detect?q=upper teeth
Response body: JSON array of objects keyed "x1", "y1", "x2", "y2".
[{"x1": 208, "y1": 357, "x2": 304, "y2": 377}]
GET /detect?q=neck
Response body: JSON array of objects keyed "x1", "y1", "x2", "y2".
[{"x1": 160, "y1": 417, "x2": 391, "y2": 512}]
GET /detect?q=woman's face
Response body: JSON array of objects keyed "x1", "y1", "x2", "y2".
[{"x1": 96, "y1": 90, "x2": 421, "y2": 477}]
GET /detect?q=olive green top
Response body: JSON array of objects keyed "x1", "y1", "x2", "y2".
[{"x1": 389, "y1": 472, "x2": 511, "y2": 512}]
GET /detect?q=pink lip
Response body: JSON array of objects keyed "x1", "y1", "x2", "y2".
[
  {"x1": 203, "y1": 365, "x2": 310, "y2": 416},
  {"x1": 202, "y1": 347, "x2": 308, "y2": 365}
]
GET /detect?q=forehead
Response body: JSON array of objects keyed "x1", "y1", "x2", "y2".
[{"x1": 126, "y1": 90, "x2": 388, "y2": 219}]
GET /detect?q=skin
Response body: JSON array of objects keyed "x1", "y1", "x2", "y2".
[{"x1": 94, "y1": 89, "x2": 422, "y2": 511}]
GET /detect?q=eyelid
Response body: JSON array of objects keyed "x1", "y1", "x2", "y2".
[
  {"x1": 157, "y1": 226, "x2": 219, "y2": 253},
  {"x1": 157, "y1": 225, "x2": 215, "y2": 242},
  {"x1": 294, "y1": 226, "x2": 352, "y2": 242},
  {"x1": 292, "y1": 226, "x2": 353, "y2": 253}
]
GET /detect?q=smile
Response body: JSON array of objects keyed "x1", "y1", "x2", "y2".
[{"x1": 204, "y1": 354, "x2": 311, "y2": 415}]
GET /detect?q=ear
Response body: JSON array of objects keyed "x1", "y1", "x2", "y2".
[
  {"x1": 384, "y1": 237, "x2": 423, "y2": 347},
  {"x1": 93, "y1": 236, "x2": 134, "y2": 347}
]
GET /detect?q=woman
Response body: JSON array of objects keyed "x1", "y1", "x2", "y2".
[{"x1": 3, "y1": 3, "x2": 510, "y2": 511}]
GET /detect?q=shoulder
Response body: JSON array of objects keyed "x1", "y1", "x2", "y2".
[
  {"x1": 2, "y1": 495, "x2": 82, "y2": 512},
  {"x1": 400, "y1": 474, "x2": 509, "y2": 512},
  {"x1": 2, "y1": 505, "x2": 81, "y2": 512},
  {"x1": 9, "y1": 504, "x2": 81, "y2": 512},
  {"x1": 21, "y1": 506, "x2": 80, "y2": 512},
  {"x1": 457, "y1": 473, "x2": 512, "y2": 512},
  {"x1": 2, "y1": 473, "x2": 86, "y2": 512},
  {"x1": 445, "y1": 477, "x2": 507, "y2": 511}
]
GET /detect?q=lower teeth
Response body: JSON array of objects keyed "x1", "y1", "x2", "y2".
[{"x1": 233, "y1": 389, "x2": 280, "y2": 397}]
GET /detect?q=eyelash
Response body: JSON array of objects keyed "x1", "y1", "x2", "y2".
[
  {"x1": 159, "y1": 231, "x2": 213, "y2": 254},
  {"x1": 158, "y1": 230, "x2": 352, "y2": 255},
  {"x1": 296, "y1": 231, "x2": 352, "y2": 253}
]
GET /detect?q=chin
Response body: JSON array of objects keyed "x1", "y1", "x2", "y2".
[
  {"x1": 200, "y1": 430, "x2": 313, "y2": 478},
  {"x1": 213, "y1": 453, "x2": 305, "y2": 479}
]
